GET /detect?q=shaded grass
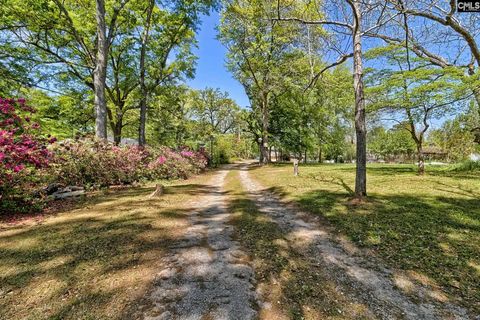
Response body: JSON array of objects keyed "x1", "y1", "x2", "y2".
[
  {"x1": 224, "y1": 169, "x2": 374, "y2": 320},
  {"x1": 0, "y1": 172, "x2": 216, "y2": 320},
  {"x1": 251, "y1": 163, "x2": 480, "y2": 314}
]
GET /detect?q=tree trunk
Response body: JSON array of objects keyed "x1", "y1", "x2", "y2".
[
  {"x1": 258, "y1": 141, "x2": 264, "y2": 163},
  {"x1": 304, "y1": 150, "x2": 307, "y2": 163},
  {"x1": 417, "y1": 145, "x2": 425, "y2": 175},
  {"x1": 260, "y1": 94, "x2": 270, "y2": 164},
  {"x1": 352, "y1": 0, "x2": 367, "y2": 198},
  {"x1": 110, "y1": 106, "x2": 124, "y2": 145},
  {"x1": 138, "y1": 0, "x2": 155, "y2": 146},
  {"x1": 93, "y1": 0, "x2": 108, "y2": 140},
  {"x1": 318, "y1": 144, "x2": 322, "y2": 163},
  {"x1": 467, "y1": 66, "x2": 480, "y2": 144},
  {"x1": 260, "y1": 143, "x2": 269, "y2": 164},
  {"x1": 113, "y1": 121, "x2": 122, "y2": 145}
]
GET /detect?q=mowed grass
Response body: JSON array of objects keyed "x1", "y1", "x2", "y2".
[
  {"x1": 251, "y1": 163, "x2": 480, "y2": 313},
  {"x1": 0, "y1": 172, "x2": 216, "y2": 320}
]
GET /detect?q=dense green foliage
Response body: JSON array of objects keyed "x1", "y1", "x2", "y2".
[{"x1": 0, "y1": 2, "x2": 479, "y2": 199}]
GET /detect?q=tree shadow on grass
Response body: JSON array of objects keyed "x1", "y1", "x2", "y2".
[
  {"x1": 0, "y1": 182, "x2": 217, "y2": 319},
  {"x1": 226, "y1": 173, "x2": 378, "y2": 319},
  {"x1": 293, "y1": 187, "x2": 480, "y2": 314}
]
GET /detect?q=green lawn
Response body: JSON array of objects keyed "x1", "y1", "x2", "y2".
[
  {"x1": 250, "y1": 163, "x2": 480, "y2": 313},
  {"x1": 0, "y1": 172, "x2": 216, "y2": 320}
]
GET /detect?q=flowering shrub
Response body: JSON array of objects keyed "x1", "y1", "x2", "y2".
[
  {"x1": 0, "y1": 98, "x2": 54, "y2": 211},
  {"x1": 0, "y1": 98, "x2": 208, "y2": 213},
  {"x1": 51, "y1": 140, "x2": 208, "y2": 188},
  {"x1": 51, "y1": 140, "x2": 150, "y2": 187}
]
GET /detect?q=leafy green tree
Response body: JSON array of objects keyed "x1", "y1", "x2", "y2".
[
  {"x1": 219, "y1": 0, "x2": 303, "y2": 163},
  {"x1": 0, "y1": 0, "x2": 216, "y2": 144},
  {"x1": 366, "y1": 45, "x2": 469, "y2": 174},
  {"x1": 191, "y1": 88, "x2": 241, "y2": 134},
  {"x1": 138, "y1": 0, "x2": 217, "y2": 145},
  {"x1": 368, "y1": 125, "x2": 416, "y2": 161},
  {"x1": 429, "y1": 106, "x2": 479, "y2": 161}
]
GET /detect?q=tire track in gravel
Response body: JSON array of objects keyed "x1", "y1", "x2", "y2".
[
  {"x1": 136, "y1": 167, "x2": 258, "y2": 320},
  {"x1": 238, "y1": 164, "x2": 472, "y2": 320}
]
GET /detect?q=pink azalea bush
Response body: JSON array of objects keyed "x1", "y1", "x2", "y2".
[
  {"x1": 0, "y1": 97, "x2": 208, "y2": 213},
  {"x1": 50, "y1": 140, "x2": 150, "y2": 187},
  {"x1": 51, "y1": 141, "x2": 208, "y2": 188},
  {"x1": 148, "y1": 147, "x2": 198, "y2": 179},
  {"x1": 0, "y1": 98, "x2": 54, "y2": 210}
]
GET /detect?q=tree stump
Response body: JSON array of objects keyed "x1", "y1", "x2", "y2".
[
  {"x1": 293, "y1": 159, "x2": 299, "y2": 176},
  {"x1": 149, "y1": 184, "x2": 164, "y2": 198}
]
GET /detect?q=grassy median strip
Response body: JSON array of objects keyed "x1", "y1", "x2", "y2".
[
  {"x1": 0, "y1": 173, "x2": 215, "y2": 320},
  {"x1": 224, "y1": 169, "x2": 373, "y2": 320},
  {"x1": 250, "y1": 163, "x2": 480, "y2": 313}
]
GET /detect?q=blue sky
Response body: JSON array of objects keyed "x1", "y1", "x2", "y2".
[
  {"x1": 186, "y1": 11, "x2": 460, "y2": 129},
  {"x1": 187, "y1": 12, "x2": 250, "y2": 108}
]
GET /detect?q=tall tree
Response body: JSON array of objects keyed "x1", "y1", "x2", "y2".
[
  {"x1": 137, "y1": 0, "x2": 217, "y2": 145},
  {"x1": 138, "y1": 0, "x2": 155, "y2": 146},
  {"x1": 275, "y1": 0, "x2": 394, "y2": 197},
  {"x1": 192, "y1": 88, "x2": 240, "y2": 134},
  {"x1": 366, "y1": 45, "x2": 470, "y2": 174},
  {"x1": 219, "y1": 0, "x2": 303, "y2": 163},
  {"x1": 0, "y1": 0, "x2": 130, "y2": 139},
  {"x1": 94, "y1": 0, "x2": 108, "y2": 139},
  {"x1": 369, "y1": 0, "x2": 480, "y2": 141}
]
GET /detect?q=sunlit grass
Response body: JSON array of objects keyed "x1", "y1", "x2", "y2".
[
  {"x1": 251, "y1": 163, "x2": 480, "y2": 313},
  {"x1": 0, "y1": 172, "x2": 216, "y2": 320}
]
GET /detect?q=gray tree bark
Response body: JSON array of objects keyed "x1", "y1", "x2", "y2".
[
  {"x1": 138, "y1": 0, "x2": 155, "y2": 146},
  {"x1": 260, "y1": 95, "x2": 270, "y2": 164},
  {"x1": 94, "y1": 0, "x2": 108, "y2": 140},
  {"x1": 352, "y1": 0, "x2": 367, "y2": 198}
]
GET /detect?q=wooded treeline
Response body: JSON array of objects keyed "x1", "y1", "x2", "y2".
[
  {"x1": 0, "y1": 0, "x2": 221, "y2": 143},
  {"x1": 218, "y1": 0, "x2": 480, "y2": 197},
  {"x1": 1, "y1": 0, "x2": 480, "y2": 198}
]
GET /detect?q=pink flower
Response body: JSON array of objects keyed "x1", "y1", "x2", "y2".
[
  {"x1": 156, "y1": 156, "x2": 167, "y2": 165},
  {"x1": 180, "y1": 150, "x2": 195, "y2": 157},
  {"x1": 13, "y1": 164, "x2": 25, "y2": 172},
  {"x1": 0, "y1": 152, "x2": 4, "y2": 161}
]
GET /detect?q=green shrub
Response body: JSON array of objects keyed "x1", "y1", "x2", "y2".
[{"x1": 450, "y1": 159, "x2": 480, "y2": 171}]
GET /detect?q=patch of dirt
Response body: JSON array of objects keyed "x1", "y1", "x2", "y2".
[
  {"x1": 0, "y1": 197, "x2": 81, "y2": 227},
  {"x1": 133, "y1": 168, "x2": 258, "y2": 320}
]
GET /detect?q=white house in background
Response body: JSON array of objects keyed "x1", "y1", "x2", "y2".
[{"x1": 469, "y1": 153, "x2": 480, "y2": 161}]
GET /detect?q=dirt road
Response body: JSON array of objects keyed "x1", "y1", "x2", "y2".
[{"x1": 136, "y1": 163, "x2": 471, "y2": 320}]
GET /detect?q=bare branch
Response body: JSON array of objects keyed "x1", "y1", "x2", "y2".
[{"x1": 304, "y1": 53, "x2": 353, "y2": 92}]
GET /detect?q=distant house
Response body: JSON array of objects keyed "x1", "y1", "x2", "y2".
[
  {"x1": 421, "y1": 146, "x2": 447, "y2": 160},
  {"x1": 107, "y1": 136, "x2": 139, "y2": 146}
]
